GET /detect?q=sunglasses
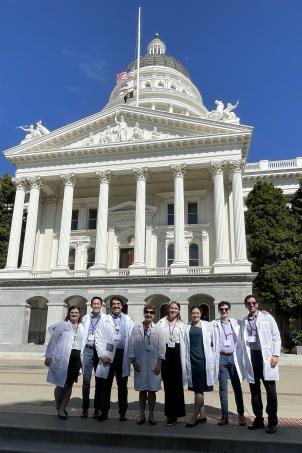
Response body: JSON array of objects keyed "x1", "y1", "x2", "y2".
[
  {"x1": 144, "y1": 310, "x2": 155, "y2": 314},
  {"x1": 246, "y1": 301, "x2": 257, "y2": 306},
  {"x1": 219, "y1": 308, "x2": 229, "y2": 312}
]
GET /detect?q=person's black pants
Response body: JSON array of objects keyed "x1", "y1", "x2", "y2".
[
  {"x1": 96, "y1": 348, "x2": 128, "y2": 417},
  {"x1": 249, "y1": 349, "x2": 278, "y2": 426}
]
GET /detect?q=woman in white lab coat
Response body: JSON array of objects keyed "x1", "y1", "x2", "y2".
[
  {"x1": 128, "y1": 304, "x2": 166, "y2": 425},
  {"x1": 157, "y1": 301, "x2": 187, "y2": 426},
  {"x1": 184, "y1": 306, "x2": 214, "y2": 427},
  {"x1": 45, "y1": 305, "x2": 84, "y2": 419}
]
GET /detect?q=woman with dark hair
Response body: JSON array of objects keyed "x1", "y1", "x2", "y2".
[
  {"x1": 129, "y1": 304, "x2": 165, "y2": 425},
  {"x1": 157, "y1": 301, "x2": 186, "y2": 426},
  {"x1": 45, "y1": 305, "x2": 84, "y2": 419},
  {"x1": 185, "y1": 305, "x2": 214, "y2": 427}
]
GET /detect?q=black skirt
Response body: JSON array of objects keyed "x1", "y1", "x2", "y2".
[
  {"x1": 65, "y1": 349, "x2": 81, "y2": 385},
  {"x1": 161, "y1": 343, "x2": 186, "y2": 418}
]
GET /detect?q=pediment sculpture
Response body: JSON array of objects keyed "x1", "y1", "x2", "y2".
[
  {"x1": 17, "y1": 120, "x2": 50, "y2": 143},
  {"x1": 207, "y1": 100, "x2": 240, "y2": 123},
  {"x1": 64, "y1": 122, "x2": 186, "y2": 149}
]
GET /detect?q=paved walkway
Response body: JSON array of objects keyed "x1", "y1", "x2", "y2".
[{"x1": 0, "y1": 357, "x2": 301, "y2": 425}]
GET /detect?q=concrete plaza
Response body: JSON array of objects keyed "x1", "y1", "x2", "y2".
[{"x1": 0, "y1": 354, "x2": 301, "y2": 452}]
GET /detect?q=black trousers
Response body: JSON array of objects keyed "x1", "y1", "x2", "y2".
[
  {"x1": 96, "y1": 348, "x2": 128, "y2": 417},
  {"x1": 249, "y1": 349, "x2": 278, "y2": 426},
  {"x1": 161, "y1": 344, "x2": 186, "y2": 419}
]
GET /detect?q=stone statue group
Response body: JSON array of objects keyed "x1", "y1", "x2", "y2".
[
  {"x1": 207, "y1": 100, "x2": 239, "y2": 122},
  {"x1": 17, "y1": 120, "x2": 50, "y2": 143}
]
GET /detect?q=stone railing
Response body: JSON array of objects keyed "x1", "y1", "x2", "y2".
[
  {"x1": 146, "y1": 267, "x2": 170, "y2": 276},
  {"x1": 32, "y1": 271, "x2": 52, "y2": 278},
  {"x1": 245, "y1": 158, "x2": 302, "y2": 172},
  {"x1": 107, "y1": 269, "x2": 130, "y2": 277},
  {"x1": 187, "y1": 266, "x2": 212, "y2": 275}
]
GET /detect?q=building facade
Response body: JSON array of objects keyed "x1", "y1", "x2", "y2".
[{"x1": 0, "y1": 35, "x2": 301, "y2": 345}]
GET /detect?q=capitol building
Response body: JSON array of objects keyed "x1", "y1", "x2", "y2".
[{"x1": 1, "y1": 35, "x2": 301, "y2": 345}]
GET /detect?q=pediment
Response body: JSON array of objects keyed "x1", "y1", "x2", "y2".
[
  {"x1": 109, "y1": 201, "x2": 157, "y2": 214},
  {"x1": 4, "y1": 105, "x2": 253, "y2": 163}
]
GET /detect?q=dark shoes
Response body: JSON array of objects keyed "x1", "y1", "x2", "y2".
[
  {"x1": 137, "y1": 418, "x2": 145, "y2": 425},
  {"x1": 148, "y1": 419, "x2": 157, "y2": 426},
  {"x1": 198, "y1": 417, "x2": 207, "y2": 424},
  {"x1": 217, "y1": 416, "x2": 229, "y2": 426},
  {"x1": 186, "y1": 419, "x2": 199, "y2": 427},
  {"x1": 92, "y1": 410, "x2": 99, "y2": 419},
  {"x1": 266, "y1": 425, "x2": 277, "y2": 434},
  {"x1": 239, "y1": 415, "x2": 247, "y2": 426},
  {"x1": 81, "y1": 410, "x2": 88, "y2": 419},
  {"x1": 248, "y1": 418, "x2": 265, "y2": 430},
  {"x1": 119, "y1": 414, "x2": 127, "y2": 422},
  {"x1": 57, "y1": 414, "x2": 68, "y2": 420},
  {"x1": 166, "y1": 417, "x2": 177, "y2": 426},
  {"x1": 97, "y1": 413, "x2": 108, "y2": 422}
]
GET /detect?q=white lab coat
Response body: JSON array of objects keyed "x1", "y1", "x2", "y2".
[
  {"x1": 128, "y1": 322, "x2": 166, "y2": 391},
  {"x1": 95, "y1": 314, "x2": 134, "y2": 379},
  {"x1": 157, "y1": 317, "x2": 187, "y2": 385},
  {"x1": 241, "y1": 311, "x2": 281, "y2": 383},
  {"x1": 80, "y1": 313, "x2": 104, "y2": 374},
  {"x1": 212, "y1": 318, "x2": 245, "y2": 384},
  {"x1": 45, "y1": 321, "x2": 84, "y2": 388},
  {"x1": 184, "y1": 321, "x2": 215, "y2": 388}
]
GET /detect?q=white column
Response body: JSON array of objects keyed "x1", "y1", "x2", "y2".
[
  {"x1": 55, "y1": 174, "x2": 76, "y2": 271},
  {"x1": 211, "y1": 162, "x2": 228, "y2": 265},
  {"x1": 170, "y1": 164, "x2": 187, "y2": 274},
  {"x1": 20, "y1": 177, "x2": 42, "y2": 270},
  {"x1": 5, "y1": 178, "x2": 26, "y2": 270},
  {"x1": 129, "y1": 167, "x2": 148, "y2": 275},
  {"x1": 201, "y1": 230, "x2": 209, "y2": 267},
  {"x1": 229, "y1": 161, "x2": 250, "y2": 264},
  {"x1": 90, "y1": 170, "x2": 111, "y2": 276}
]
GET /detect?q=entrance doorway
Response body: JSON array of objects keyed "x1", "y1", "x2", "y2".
[{"x1": 119, "y1": 248, "x2": 134, "y2": 268}]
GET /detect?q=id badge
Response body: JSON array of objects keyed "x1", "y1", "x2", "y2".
[
  {"x1": 106, "y1": 343, "x2": 114, "y2": 352},
  {"x1": 224, "y1": 339, "x2": 231, "y2": 347},
  {"x1": 114, "y1": 334, "x2": 121, "y2": 342},
  {"x1": 145, "y1": 345, "x2": 152, "y2": 352},
  {"x1": 168, "y1": 341, "x2": 175, "y2": 348},
  {"x1": 88, "y1": 334, "x2": 95, "y2": 342},
  {"x1": 248, "y1": 335, "x2": 256, "y2": 343}
]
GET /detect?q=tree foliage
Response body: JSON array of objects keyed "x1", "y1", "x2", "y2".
[
  {"x1": 291, "y1": 178, "x2": 302, "y2": 233},
  {"x1": 245, "y1": 181, "x2": 302, "y2": 320},
  {"x1": 0, "y1": 174, "x2": 15, "y2": 268}
]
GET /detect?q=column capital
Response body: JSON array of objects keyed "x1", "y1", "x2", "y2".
[
  {"x1": 210, "y1": 161, "x2": 226, "y2": 177},
  {"x1": 15, "y1": 178, "x2": 27, "y2": 190},
  {"x1": 171, "y1": 163, "x2": 186, "y2": 177},
  {"x1": 228, "y1": 160, "x2": 244, "y2": 176},
  {"x1": 96, "y1": 169, "x2": 111, "y2": 184},
  {"x1": 61, "y1": 173, "x2": 76, "y2": 187},
  {"x1": 27, "y1": 176, "x2": 42, "y2": 190},
  {"x1": 133, "y1": 167, "x2": 149, "y2": 181}
]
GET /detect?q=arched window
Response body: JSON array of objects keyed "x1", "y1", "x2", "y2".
[
  {"x1": 158, "y1": 81, "x2": 164, "y2": 88},
  {"x1": 189, "y1": 243, "x2": 199, "y2": 266},
  {"x1": 86, "y1": 247, "x2": 95, "y2": 269},
  {"x1": 167, "y1": 244, "x2": 174, "y2": 267},
  {"x1": 68, "y1": 247, "x2": 76, "y2": 270},
  {"x1": 145, "y1": 81, "x2": 151, "y2": 88}
]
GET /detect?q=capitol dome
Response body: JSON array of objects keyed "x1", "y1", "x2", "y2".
[{"x1": 105, "y1": 34, "x2": 208, "y2": 117}]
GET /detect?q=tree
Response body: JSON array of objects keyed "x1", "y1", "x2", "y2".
[
  {"x1": 0, "y1": 174, "x2": 15, "y2": 268},
  {"x1": 291, "y1": 178, "x2": 302, "y2": 233},
  {"x1": 245, "y1": 181, "x2": 302, "y2": 345}
]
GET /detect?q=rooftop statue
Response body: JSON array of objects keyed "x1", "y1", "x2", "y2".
[
  {"x1": 18, "y1": 121, "x2": 50, "y2": 144},
  {"x1": 207, "y1": 100, "x2": 239, "y2": 122},
  {"x1": 115, "y1": 113, "x2": 128, "y2": 141},
  {"x1": 151, "y1": 126, "x2": 161, "y2": 140}
]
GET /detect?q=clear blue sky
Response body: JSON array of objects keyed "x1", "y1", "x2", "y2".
[{"x1": 1, "y1": 0, "x2": 301, "y2": 176}]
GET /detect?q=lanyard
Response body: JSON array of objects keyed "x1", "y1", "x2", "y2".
[
  {"x1": 90, "y1": 316, "x2": 100, "y2": 334},
  {"x1": 168, "y1": 319, "x2": 177, "y2": 340},
  {"x1": 220, "y1": 321, "x2": 233, "y2": 340}
]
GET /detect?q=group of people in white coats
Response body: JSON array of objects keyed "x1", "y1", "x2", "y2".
[{"x1": 45, "y1": 294, "x2": 281, "y2": 434}]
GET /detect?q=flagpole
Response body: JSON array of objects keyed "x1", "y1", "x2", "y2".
[{"x1": 136, "y1": 7, "x2": 141, "y2": 107}]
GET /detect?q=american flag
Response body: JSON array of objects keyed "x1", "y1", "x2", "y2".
[{"x1": 116, "y1": 70, "x2": 134, "y2": 84}]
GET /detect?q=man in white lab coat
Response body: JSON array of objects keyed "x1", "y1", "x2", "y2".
[
  {"x1": 81, "y1": 296, "x2": 104, "y2": 419},
  {"x1": 95, "y1": 296, "x2": 134, "y2": 421},
  {"x1": 241, "y1": 295, "x2": 281, "y2": 434},
  {"x1": 212, "y1": 301, "x2": 246, "y2": 426}
]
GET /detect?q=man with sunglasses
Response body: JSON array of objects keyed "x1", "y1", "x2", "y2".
[
  {"x1": 212, "y1": 301, "x2": 246, "y2": 426},
  {"x1": 241, "y1": 295, "x2": 281, "y2": 434}
]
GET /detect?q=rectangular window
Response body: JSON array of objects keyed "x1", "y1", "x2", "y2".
[
  {"x1": 167, "y1": 203, "x2": 174, "y2": 225},
  {"x1": 88, "y1": 208, "x2": 97, "y2": 229},
  {"x1": 167, "y1": 244, "x2": 174, "y2": 267},
  {"x1": 71, "y1": 210, "x2": 79, "y2": 230},
  {"x1": 188, "y1": 202, "x2": 198, "y2": 224}
]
